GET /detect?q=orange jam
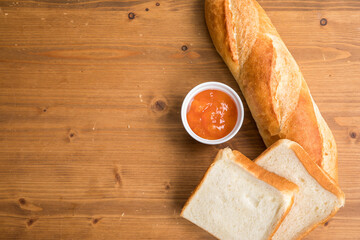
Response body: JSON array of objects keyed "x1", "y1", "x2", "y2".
[{"x1": 187, "y1": 89, "x2": 237, "y2": 140}]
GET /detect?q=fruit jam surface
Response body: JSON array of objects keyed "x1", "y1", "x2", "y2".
[{"x1": 187, "y1": 90, "x2": 238, "y2": 140}]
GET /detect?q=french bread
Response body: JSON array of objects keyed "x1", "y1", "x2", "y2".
[
  {"x1": 255, "y1": 139, "x2": 345, "y2": 239},
  {"x1": 205, "y1": 0, "x2": 338, "y2": 181},
  {"x1": 181, "y1": 148, "x2": 298, "y2": 240}
]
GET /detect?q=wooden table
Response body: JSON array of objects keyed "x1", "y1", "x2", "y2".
[{"x1": 0, "y1": 0, "x2": 359, "y2": 239}]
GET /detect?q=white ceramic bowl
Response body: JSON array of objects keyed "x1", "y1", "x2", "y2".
[{"x1": 181, "y1": 82, "x2": 244, "y2": 145}]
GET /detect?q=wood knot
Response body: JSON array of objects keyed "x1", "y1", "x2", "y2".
[
  {"x1": 181, "y1": 45, "x2": 188, "y2": 51},
  {"x1": 150, "y1": 96, "x2": 168, "y2": 114},
  {"x1": 320, "y1": 18, "x2": 327, "y2": 26},
  {"x1": 92, "y1": 217, "x2": 102, "y2": 225},
  {"x1": 26, "y1": 218, "x2": 38, "y2": 228},
  {"x1": 324, "y1": 221, "x2": 329, "y2": 227},
  {"x1": 154, "y1": 100, "x2": 166, "y2": 111},
  {"x1": 348, "y1": 128, "x2": 359, "y2": 143},
  {"x1": 350, "y1": 131, "x2": 357, "y2": 139},
  {"x1": 128, "y1": 12, "x2": 135, "y2": 20},
  {"x1": 145, "y1": 8, "x2": 149, "y2": 11},
  {"x1": 39, "y1": 106, "x2": 48, "y2": 114},
  {"x1": 164, "y1": 182, "x2": 171, "y2": 190},
  {"x1": 113, "y1": 167, "x2": 123, "y2": 187},
  {"x1": 19, "y1": 198, "x2": 26, "y2": 205},
  {"x1": 68, "y1": 129, "x2": 78, "y2": 142},
  {"x1": 18, "y1": 198, "x2": 43, "y2": 212},
  {"x1": 150, "y1": 97, "x2": 168, "y2": 116},
  {"x1": 156, "y1": 2, "x2": 160, "y2": 6},
  {"x1": 115, "y1": 172, "x2": 122, "y2": 185}
]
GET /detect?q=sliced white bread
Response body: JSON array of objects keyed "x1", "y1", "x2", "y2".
[
  {"x1": 181, "y1": 148, "x2": 298, "y2": 240},
  {"x1": 255, "y1": 139, "x2": 345, "y2": 240}
]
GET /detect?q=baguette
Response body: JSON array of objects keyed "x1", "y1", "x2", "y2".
[{"x1": 205, "y1": 0, "x2": 338, "y2": 181}]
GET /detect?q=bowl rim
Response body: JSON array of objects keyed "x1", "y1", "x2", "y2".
[{"x1": 181, "y1": 82, "x2": 244, "y2": 145}]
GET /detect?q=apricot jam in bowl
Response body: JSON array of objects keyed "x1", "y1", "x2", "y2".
[{"x1": 181, "y1": 82, "x2": 244, "y2": 145}]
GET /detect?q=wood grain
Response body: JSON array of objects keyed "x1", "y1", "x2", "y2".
[{"x1": 0, "y1": 0, "x2": 359, "y2": 239}]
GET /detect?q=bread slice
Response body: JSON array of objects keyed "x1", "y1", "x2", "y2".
[
  {"x1": 181, "y1": 148, "x2": 298, "y2": 240},
  {"x1": 255, "y1": 139, "x2": 345, "y2": 240}
]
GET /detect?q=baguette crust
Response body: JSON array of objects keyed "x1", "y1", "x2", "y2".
[
  {"x1": 255, "y1": 139, "x2": 345, "y2": 239},
  {"x1": 205, "y1": 0, "x2": 338, "y2": 181}
]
